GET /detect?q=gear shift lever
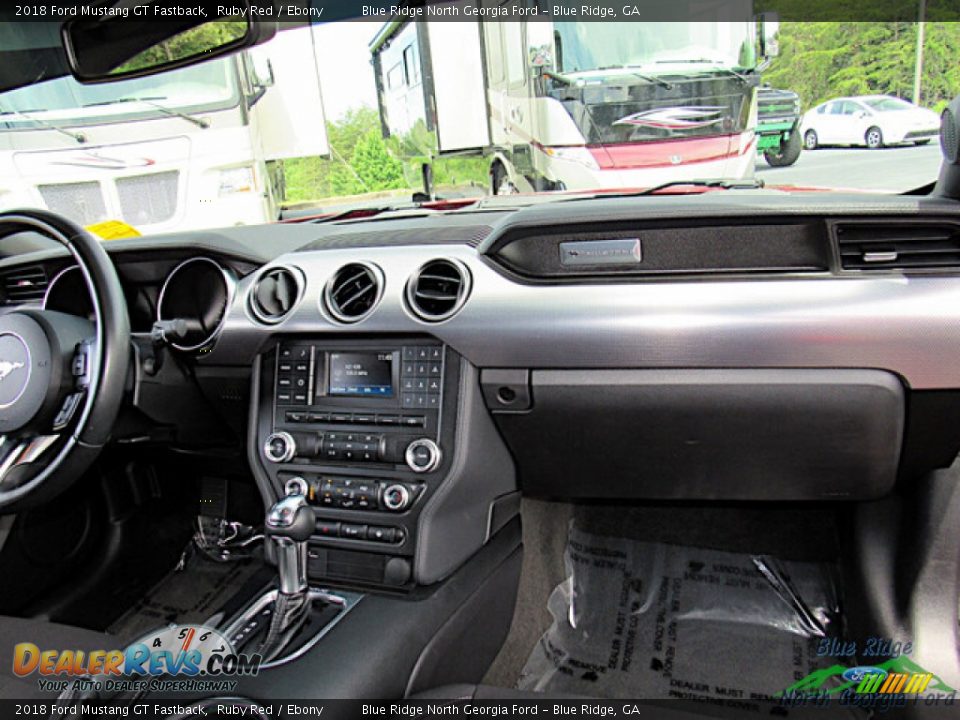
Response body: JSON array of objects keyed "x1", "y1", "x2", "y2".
[
  {"x1": 258, "y1": 491, "x2": 316, "y2": 662},
  {"x1": 265, "y1": 493, "x2": 315, "y2": 594}
]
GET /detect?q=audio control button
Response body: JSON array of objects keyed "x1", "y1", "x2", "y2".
[{"x1": 405, "y1": 438, "x2": 441, "y2": 473}]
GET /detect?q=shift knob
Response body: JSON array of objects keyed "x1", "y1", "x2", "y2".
[
  {"x1": 265, "y1": 493, "x2": 314, "y2": 595},
  {"x1": 265, "y1": 494, "x2": 315, "y2": 542}
]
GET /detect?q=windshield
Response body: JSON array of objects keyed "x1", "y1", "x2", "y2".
[
  {"x1": 555, "y1": 22, "x2": 757, "y2": 73},
  {"x1": 0, "y1": 59, "x2": 238, "y2": 129},
  {"x1": 0, "y1": 18, "x2": 955, "y2": 236}
]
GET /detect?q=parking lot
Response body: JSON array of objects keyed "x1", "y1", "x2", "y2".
[{"x1": 755, "y1": 142, "x2": 943, "y2": 192}]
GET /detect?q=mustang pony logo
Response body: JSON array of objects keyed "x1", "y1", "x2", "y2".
[
  {"x1": 614, "y1": 106, "x2": 725, "y2": 131},
  {"x1": 0, "y1": 361, "x2": 24, "y2": 382}
]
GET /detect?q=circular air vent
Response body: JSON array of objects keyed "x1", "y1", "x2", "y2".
[
  {"x1": 323, "y1": 262, "x2": 383, "y2": 323},
  {"x1": 406, "y1": 258, "x2": 471, "y2": 322},
  {"x1": 249, "y1": 266, "x2": 302, "y2": 324}
]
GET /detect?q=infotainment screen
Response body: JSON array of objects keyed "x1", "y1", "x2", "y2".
[{"x1": 327, "y1": 352, "x2": 394, "y2": 397}]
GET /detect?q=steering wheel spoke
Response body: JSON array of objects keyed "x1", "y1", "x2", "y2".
[
  {"x1": 0, "y1": 208, "x2": 130, "y2": 510},
  {"x1": 0, "y1": 433, "x2": 59, "y2": 489}
]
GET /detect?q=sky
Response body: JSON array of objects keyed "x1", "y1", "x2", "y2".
[{"x1": 312, "y1": 22, "x2": 380, "y2": 122}]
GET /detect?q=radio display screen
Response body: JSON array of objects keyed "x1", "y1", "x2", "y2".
[{"x1": 327, "y1": 352, "x2": 394, "y2": 397}]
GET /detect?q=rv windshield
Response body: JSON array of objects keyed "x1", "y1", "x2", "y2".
[
  {"x1": 0, "y1": 58, "x2": 239, "y2": 131},
  {"x1": 554, "y1": 22, "x2": 758, "y2": 74}
]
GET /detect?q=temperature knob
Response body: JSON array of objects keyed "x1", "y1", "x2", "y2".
[
  {"x1": 382, "y1": 484, "x2": 412, "y2": 512},
  {"x1": 405, "y1": 438, "x2": 442, "y2": 474}
]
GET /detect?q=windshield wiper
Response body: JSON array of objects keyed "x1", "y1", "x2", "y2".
[
  {"x1": 0, "y1": 105, "x2": 86, "y2": 143},
  {"x1": 598, "y1": 66, "x2": 673, "y2": 90},
  {"x1": 84, "y1": 96, "x2": 209, "y2": 129},
  {"x1": 654, "y1": 60, "x2": 752, "y2": 84},
  {"x1": 562, "y1": 178, "x2": 765, "y2": 202}
]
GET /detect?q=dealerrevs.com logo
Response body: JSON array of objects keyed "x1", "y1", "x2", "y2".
[{"x1": 12, "y1": 625, "x2": 261, "y2": 694}]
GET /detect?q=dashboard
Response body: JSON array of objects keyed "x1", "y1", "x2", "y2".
[{"x1": 4, "y1": 189, "x2": 960, "y2": 588}]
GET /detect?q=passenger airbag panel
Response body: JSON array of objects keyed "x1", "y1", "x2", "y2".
[{"x1": 493, "y1": 368, "x2": 904, "y2": 500}]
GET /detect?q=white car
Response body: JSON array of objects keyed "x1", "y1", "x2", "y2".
[{"x1": 800, "y1": 95, "x2": 940, "y2": 150}]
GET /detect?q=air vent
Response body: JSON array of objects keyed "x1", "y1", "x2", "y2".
[
  {"x1": 323, "y1": 262, "x2": 383, "y2": 323},
  {"x1": 836, "y1": 222, "x2": 960, "y2": 270},
  {"x1": 250, "y1": 266, "x2": 301, "y2": 324},
  {"x1": 1, "y1": 265, "x2": 48, "y2": 305},
  {"x1": 406, "y1": 259, "x2": 471, "y2": 322}
]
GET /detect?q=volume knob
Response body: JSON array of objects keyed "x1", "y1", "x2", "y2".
[
  {"x1": 264, "y1": 432, "x2": 296, "y2": 463},
  {"x1": 405, "y1": 438, "x2": 441, "y2": 474}
]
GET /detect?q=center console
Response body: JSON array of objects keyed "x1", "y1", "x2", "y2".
[{"x1": 253, "y1": 338, "x2": 462, "y2": 588}]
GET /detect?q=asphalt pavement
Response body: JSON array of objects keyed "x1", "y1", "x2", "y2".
[{"x1": 754, "y1": 142, "x2": 942, "y2": 192}]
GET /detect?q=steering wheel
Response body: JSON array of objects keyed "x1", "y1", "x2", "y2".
[{"x1": 0, "y1": 209, "x2": 129, "y2": 511}]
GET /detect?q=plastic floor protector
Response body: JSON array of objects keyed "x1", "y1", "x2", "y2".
[{"x1": 518, "y1": 525, "x2": 846, "y2": 707}]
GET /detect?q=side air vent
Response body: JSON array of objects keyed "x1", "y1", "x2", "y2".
[
  {"x1": 835, "y1": 222, "x2": 960, "y2": 270},
  {"x1": 323, "y1": 262, "x2": 383, "y2": 323},
  {"x1": 1, "y1": 265, "x2": 48, "y2": 305},
  {"x1": 406, "y1": 259, "x2": 471, "y2": 322},
  {"x1": 249, "y1": 266, "x2": 302, "y2": 324}
]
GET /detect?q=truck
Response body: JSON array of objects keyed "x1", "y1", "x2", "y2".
[
  {"x1": 756, "y1": 86, "x2": 803, "y2": 166},
  {"x1": 0, "y1": 25, "x2": 328, "y2": 234},
  {"x1": 370, "y1": 3, "x2": 780, "y2": 195}
]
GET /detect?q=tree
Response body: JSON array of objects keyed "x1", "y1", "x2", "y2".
[{"x1": 764, "y1": 22, "x2": 960, "y2": 113}]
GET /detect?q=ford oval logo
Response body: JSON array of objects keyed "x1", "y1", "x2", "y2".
[{"x1": 842, "y1": 666, "x2": 887, "y2": 683}]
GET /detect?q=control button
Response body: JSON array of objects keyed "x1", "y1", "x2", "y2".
[
  {"x1": 402, "y1": 362, "x2": 416, "y2": 377},
  {"x1": 426, "y1": 378, "x2": 441, "y2": 393},
  {"x1": 401, "y1": 378, "x2": 416, "y2": 392},
  {"x1": 401, "y1": 415, "x2": 426, "y2": 427},
  {"x1": 402, "y1": 393, "x2": 417, "y2": 408},
  {"x1": 279, "y1": 362, "x2": 292, "y2": 372},
  {"x1": 293, "y1": 377, "x2": 308, "y2": 390},
  {"x1": 293, "y1": 347, "x2": 310, "y2": 360},
  {"x1": 414, "y1": 378, "x2": 428, "y2": 392},
  {"x1": 402, "y1": 347, "x2": 417, "y2": 361},
  {"x1": 264, "y1": 432, "x2": 296, "y2": 463},
  {"x1": 309, "y1": 411, "x2": 330, "y2": 422},
  {"x1": 428, "y1": 363, "x2": 442, "y2": 376},
  {"x1": 293, "y1": 393, "x2": 308, "y2": 403},
  {"x1": 367, "y1": 526, "x2": 397, "y2": 543},
  {"x1": 331, "y1": 413, "x2": 351, "y2": 424},
  {"x1": 318, "y1": 481, "x2": 336, "y2": 505},
  {"x1": 428, "y1": 347, "x2": 443, "y2": 361},
  {"x1": 277, "y1": 392, "x2": 292, "y2": 403},
  {"x1": 382, "y1": 484, "x2": 412, "y2": 512},
  {"x1": 278, "y1": 377, "x2": 292, "y2": 387},
  {"x1": 416, "y1": 347, "x2": 429, "y2": 361},
  {"x1": 416, "y1": 363, "x2": 428, "y2": 376},
  {"x1": 315, "y1": 520, "x2": 341, "y2": 538},
  {"x1": 280, "y1": 347, "x2": 293, "y2": 359},
  {"x1": 427, "y1": 395, "x2": 440, "y2": 408},
  {"x1": 405, "y1": 438, "x2": 442, "y2": 473},
  {"x1": 377, "y1": 414, "x2": 399, "y2": 426},
  {"x1": 285, "y1": 411, "x2": 306, "y2": 422},
  {"x1": 340, "y1": 523, "x2": 368, "y2": 539},
  {"x1": 295, "y1": 362, "x2": 309, "y2": 372},
  {"x1": 53, "y1": 392, "x2": 83, "y2": 431},
  {"x1": 415, "y1": 394, "x2": 428, "y2": 408},
  {"x1": 353, "y1": 414, "x2": 376, "y2": 424}
]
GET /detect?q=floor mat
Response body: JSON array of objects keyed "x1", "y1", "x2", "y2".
[
  {"x1": 518, "y1": 525, "x2": 845, "y2": 708},
  {"x1": 106, "y1": 549, "x2": 266, "y2": 641}
]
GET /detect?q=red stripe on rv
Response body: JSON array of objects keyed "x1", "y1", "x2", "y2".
[{"x1": 587, "y1": 134, "x2": 747, "y2": 170}]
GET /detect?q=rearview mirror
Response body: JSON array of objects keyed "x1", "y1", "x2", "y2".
[
  {"x1": 62, "y1": 2, "x2": 275, "y2": 83},
  {"x1": 757, "y1": 12, "x2": 780, "y2": 59}
]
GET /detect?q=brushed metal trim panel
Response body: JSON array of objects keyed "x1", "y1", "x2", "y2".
[{"x1": 206, "y1": 245, "x2": 960, "y2": 390}]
